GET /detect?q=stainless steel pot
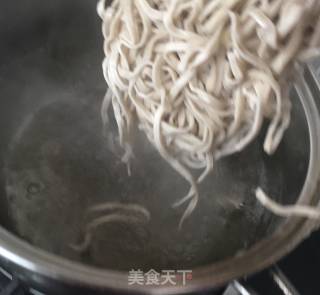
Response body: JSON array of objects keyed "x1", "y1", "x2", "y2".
[{"x1": 0, "y1": 1, "x2": 320, "y2": 294}]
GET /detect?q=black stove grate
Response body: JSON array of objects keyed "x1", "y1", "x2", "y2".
[
  {"x1": 0, "y1": 267, "x2": 30, "y2": 295},
  {"x1": 0, "y1": 279, "x2": 25, "y2": 295}
]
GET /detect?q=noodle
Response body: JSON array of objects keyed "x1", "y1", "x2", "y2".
[
  {"x1": 97, "y1": 0, "x2": 320, "y2": 226},
  {"x1": 71, "y1": 203, "x2": 150, "y2": 252},
  {"x1": 256, "y1": 188, "x2": 320, "y2": 219}
]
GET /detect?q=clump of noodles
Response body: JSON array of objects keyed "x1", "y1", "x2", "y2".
[
  {"x1": 97, "y1": 0, "x2": 320, "y2": 227},
  {"x1": 71, "y1": 203, "x2": 150, "y2": 252}
]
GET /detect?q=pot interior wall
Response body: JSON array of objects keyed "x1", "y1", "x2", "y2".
[{"x1": 0, "y1": 0, "x2": 310, "y2": 271}]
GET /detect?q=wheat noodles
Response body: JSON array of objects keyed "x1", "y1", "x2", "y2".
[
  {"x1": 71, "y1": 203, "x2": 150, "y2": 252},
  {"x1": 97, "y1": 0, "x2": 320, "y2": 226}
]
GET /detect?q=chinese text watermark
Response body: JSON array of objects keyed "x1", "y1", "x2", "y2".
[{"x1": 128, "y1": 269, "x2": 193, "y2": 286}]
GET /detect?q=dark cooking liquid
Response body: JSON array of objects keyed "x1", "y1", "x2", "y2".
[{"x1": 3, "y1": 92, "x2": 284, "y2": 271}]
